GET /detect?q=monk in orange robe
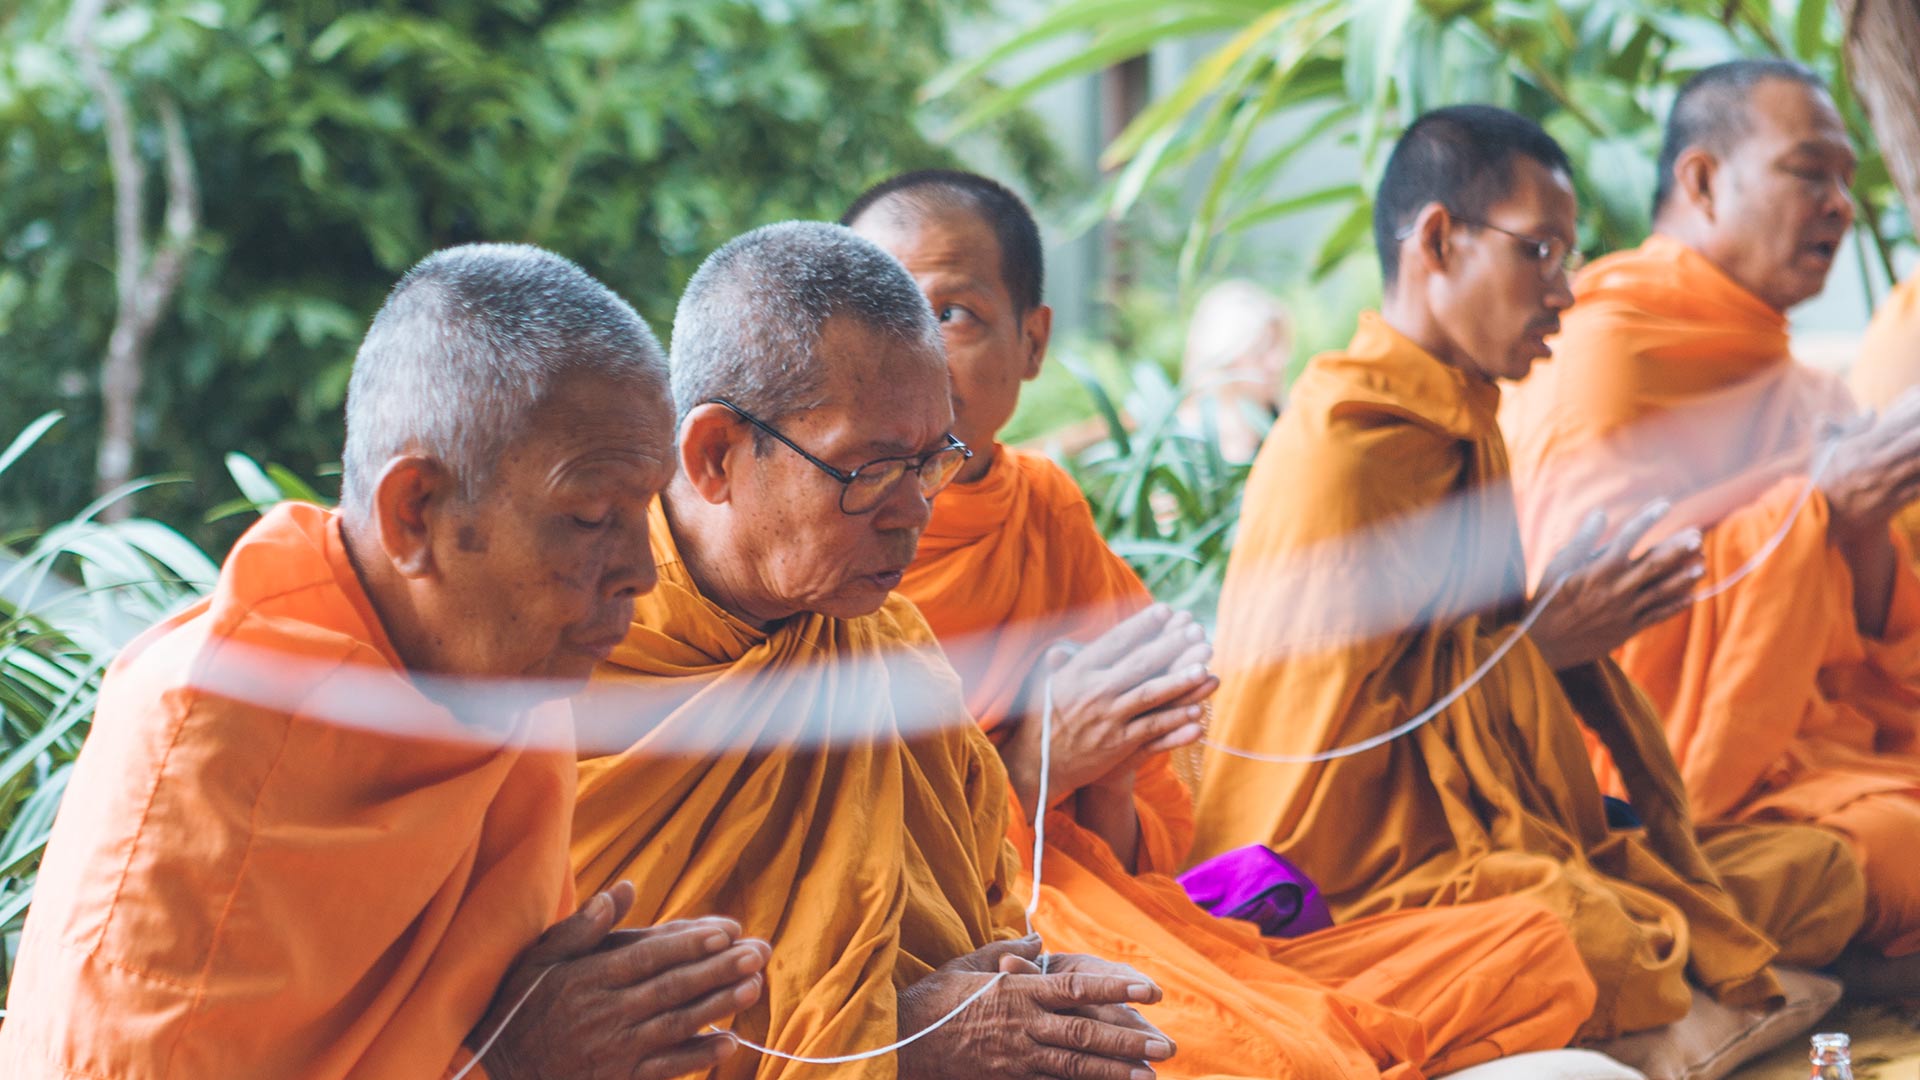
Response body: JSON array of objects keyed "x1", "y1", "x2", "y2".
[
  {"x1": 1501, "y1": 60, "x2": 1920, "y2": 970},
  {"x1": 0, "y1": 246, "x2": 770, "y2": 1080},
  {"x1": 569, "y1": 222, "x2": 1178, "y2": 1080},
  {"x1": 1197, "y1": 106, "x2": 1867, "y2": 1041},
  {"x1": 843, "y1": 169, "x2": 1599, "y2": 1077},
  {"x1": 1849, "y1": 275, "x2": 1920, "y2": 553}
]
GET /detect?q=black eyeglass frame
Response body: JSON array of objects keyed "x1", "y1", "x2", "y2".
[
  {"x1": 708, "y1": 397, "x2": 973, "y2": 515},
  {"x1": 1395, "y1": 214, "x2": 1585, "y2": 280}
]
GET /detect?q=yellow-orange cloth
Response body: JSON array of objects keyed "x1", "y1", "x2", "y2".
[
  {"x1": 1851, "y1": 274, "x2": 1920, "y2": 550},
  {"x1": 570, "y1": 502, "x2": 1023, "y2": 1080},
  {"x1": 903, "y1": 445, "x2": 1597, "y2": 1077},
  {"x1": 0, "y1": 502, "x2": 575, "y2": 1080},
  {"x1": 1502, "y1": 235, "x2": 1920, "y2": 957},
  {"x1": 1196, "y1": 314, "x2": 1863, "y2": 1039}
]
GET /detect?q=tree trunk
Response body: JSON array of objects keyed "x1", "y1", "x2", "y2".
[
  {"x1": 69, "y1": 0, "x2": 199, "y2": 521},
  {"x1": 1100, "y1": 54, "x2": 1151, "y2": 334},
  {"x1": 1836, "y1": 0, "x2": 1920, "y2": 243}
]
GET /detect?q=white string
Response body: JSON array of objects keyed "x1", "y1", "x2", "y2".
[
  {"x1": 451, "y1": 963, "x2": 555, "y2": 1080},
  {"x1": 1688, "y1": 434, "x2": 1840, "y2": 602}
]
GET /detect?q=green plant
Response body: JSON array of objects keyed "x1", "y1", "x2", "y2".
[{"x1": 937, "y1": 0, "x2": 1909, "y2": 301}]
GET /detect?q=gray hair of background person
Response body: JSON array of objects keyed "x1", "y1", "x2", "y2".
[
  {"x1": 339, "y1": 243, "x2": 668, "y2": 516},
  {"x1": 668, "y1": 220, "x2": 943, "y2": 430}
]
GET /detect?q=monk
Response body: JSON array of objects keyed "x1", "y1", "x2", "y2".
[
  {"x1": 568, "y1": 221, "x2": 1178, "y2": 1080},
  {"x1": 0, "y1": 245, "x2": 774, "y2": 1079},
  {"x1": 1850, "y1": 274, "x2": 1920, "y2": 553},
  {"x1": 843, "y1": 168, "x2": 1599, "y2": 1077},
  {"x1": 1501, "y1": 59, "x2": 1920, "y2": 973},
  {"x1": 1195, "y1": 105, "x2": 1867, "y2": 1041}
]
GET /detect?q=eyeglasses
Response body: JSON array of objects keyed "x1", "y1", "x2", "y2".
[
  {"x1": 709, "y1": 398, "x2": 973, "y2": 515},
  {"x1": 1453, "y1": 217, "x2": 1585, "y2": 280},
  {"x1": 1396, "y1": 215, "x2": 1585, "y2": 281}
]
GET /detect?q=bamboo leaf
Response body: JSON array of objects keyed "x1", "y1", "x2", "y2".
[{"x1": 0, "y1": 412, "x2": 62, "y2": 483}]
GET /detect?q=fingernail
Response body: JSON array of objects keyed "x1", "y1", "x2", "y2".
[
  {"x1": 1689, "y1": 565, "x2": 1706, "y2": 579},
  {"x1": 703, "y1": 931, "x2": 731, "y2": 953},
  {"x1": 1679, "y1": 529, "x2": 1702, "y2": 548},
  {"x1": 1132, "y1": 1068, "x2": 1156, "y2": 1080},
  {"x1": 1145, "y1": 1038, "x2": 1173, "y2": 1060},
  {"x1": 589, "y1": 892, "x2": 612, "y2": 919},
  {"x1": 1128, "y1": 982, "x2": 1155, "y2": 1002},
  {"x1": 734, "y1": 979, "x2": 759, "y2": 1006},
  {"x1": 735, "y1": 949, "x2": 760, "y2": 974},
  {"x1": 1186, "y1": 664, "x2": 1208, "y2": 679},
  {"x1": 1187, "y1": 705, "x2": 1204, "y2": 719}
]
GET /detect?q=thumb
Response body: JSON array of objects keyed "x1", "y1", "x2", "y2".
[
  {"x1": 525, "y1": 881, "x2": 633, "y2": 965},
  {"x1": 998, "y1": 953, "x2": 1045, "y2": 975},
  {"x1": 948, "y1": 933, "x2": 1043, "y2": 974}
]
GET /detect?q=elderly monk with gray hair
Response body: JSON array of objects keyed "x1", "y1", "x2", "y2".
[
  {"x1": 1, "y1": 244, "x2": 771, "y2": 1080},
  {"x1": 569, "y1": 221, "x2": 1176, "y2": 1080}
]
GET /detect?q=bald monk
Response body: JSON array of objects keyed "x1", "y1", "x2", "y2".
[
  {"x1": 1501, "y1": 60, "x2": 1920, "y2": 973},
  {"x1": 568, "y1": 221, "x2": 1178, "y2": 1080},
  {"x1": 0, "y1": 246, "x2": 773, "y2": 1079},
  {"x1": 1194, "y1": 105, "x2": 1867, "y2": 1041},
  {"x1": 1850, "y1": 275, "x2": 1920, "y2": 552},
  {"x1": 842, "y1": 168, "x2": 1598, "y2": 1076}
]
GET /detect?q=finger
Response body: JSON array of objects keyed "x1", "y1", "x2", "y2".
[
  {"x1": 1605, "y1": 498, "x2": 1672, "y2": 562},
  {"x1": 1001, "y1": 954, "x2": 1045, "y2": 975},
  {"x1": 1112, "y1": 664, "x2": 1215, "y2": 720},
  {"x1": 588, "y1": 919, "x2": 741, "y2": 989},
  {"x1": 1147, "y1": 676, "x2": 1217, "y2": 715},
  {"x1": 1087, "y1": 621, "x2": 1207, "y2": 696},
  {"x1": 1031, "y1": 1012, "x2": 1175, "y2": 1062},
  {"x1": 1031, "y1": 1044, "x2": 1157, "y2": 1080},
  {"x1": 1619, "y1": 530, "x2": 1702, "y2": 594},
  {"x1": 629, "y1": 1032, "x2": 742, "y2": 1080},
  {"x1": 1136, "y1": 721, "x2": 1205, "y2": 757},
  {"x1": 521, "y1": 886, "x2": 625, "y2": 966},
  {"x1": 1069, "y1": 1003, "x2": 1167, "y2": 1040},
  {"x1": 1022, "y1": 972, "x2": 1160, "y2": 1010},
  {"x1": 949, "y1": 933, "x2": 1043, "y2": 974},
  {"x1": 624, "y1": 973, "x2": 767, "y2": 1050},
  {"x1": 1123, "y1": 703, "x2": 1208, "y2": 752},
  {"x1": 1075, "y1": 606, "x2": 1175, "y2": 668},
  {"x1": 597, "y1": 914, "x2": 746, "y2": 955},
  {"x1": 615, "y1": 940, "x2": 770, "y2": 1017}
]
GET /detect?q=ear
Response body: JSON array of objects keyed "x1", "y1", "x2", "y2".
[
  {"x1": 1018, "y1": 304, "x2": 1053, "y2": 382},
  {"x1": 1409, "y1": 202, "x2": 1454, "y2": 276},
  {"x1": 677, "y1": 403, "x2": 748, "y2": 506},
  {"x1": 1673, "y1": 147, "x2": 1718, "y2": 221},
  {"x1": 371, "y1": 455, "x2": 457, "y2": 580}
]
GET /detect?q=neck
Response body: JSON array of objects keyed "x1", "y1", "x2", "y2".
[
  {"x1": 1652, "y1": 218, "x2": 1782, "y2": 313},
  {"x1": 339, "y1": 516, "x2": 438, "y2": 673},
  {"x1": 660, "y1": 482, "x2": 788, "y2": 630},
  {"x1": 1378, "y1": 288, "x2": 1482, "y2": 378},
  {"x1": 955, "y1": 434, "x2": 1000, "y2": 485}
]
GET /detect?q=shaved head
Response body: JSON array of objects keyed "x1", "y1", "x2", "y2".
[
  {"x1": 1653, "y1": 59, "x2": 1830, "y2": 218},
  {"x1": 841, "y1": 169, "x2": 1044, "y2": 314},
  {"x1": 341, "y1": 243, "x2": 667, "y2": 517}
]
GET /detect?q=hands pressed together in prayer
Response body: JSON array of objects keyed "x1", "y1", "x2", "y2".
[
  {"x1": 898, "y1": 936, "x2": 1174, "y2": 1080},
  {"x1": 480, "y1": 882, "x2": 769, "y2": 1080},
  {"x1": 1820, "y1": 388, "x2": 1920, "y2": 635},
  {"x1": 999, "y1": 605, "x2": 1217, "y2": 865},
  {"x1": 1529, "y1": 498, "x2": 1705, "y2": 670}
]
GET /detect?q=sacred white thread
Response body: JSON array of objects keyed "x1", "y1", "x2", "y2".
[
  {"x1": 451, "y1": 964, "x2": 554, "y2": 1080},
  {"x1": 1202, "y1": 427, "x2": 1845, "y2": 765}
]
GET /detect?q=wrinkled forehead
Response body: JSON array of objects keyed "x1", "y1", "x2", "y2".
[
  {"x1": 807, "y1": 315, "x2": 951, "y2": 445},
  {"x1": 1737, "y1": 79, "x2": 1852, "y2": 155},
  {"x1": 511, "y1": 369, "x2": 678, "y2": 474}
]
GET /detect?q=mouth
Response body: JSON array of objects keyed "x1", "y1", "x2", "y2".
[
  {"x1": 1803, "y1": 238, "x2": 1840, "y2": 262},
  {"x1": 866, "y1": 569, "x2": 906, "y2": 591},
  {"x1": 569, "y1": 628, "x2": 629, "y2": 658}
]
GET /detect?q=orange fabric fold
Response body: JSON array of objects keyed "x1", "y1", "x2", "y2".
[
  {"x1": 0, "y1": 503, "x2": 575, "y2": 1080},
  {"x1": 903, "y1": 446, "x2": 1596, "y2": 1077},
  {"x1": 1503, "y1": 235, "x2": 1918, "y2": 957},
  {"x1": 1852, "y1": 275, "x2": 1920, "y2": 551},
  {"x1": 569, "y1": 501, "x2": 1023, "y2": 1080},
  {"x1": 1194, "y1": 314, "x2": 1861, "y2": 1039}
]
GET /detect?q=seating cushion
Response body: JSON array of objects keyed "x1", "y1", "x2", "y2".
[
  {"x1": 1442, "y1": 1049, "x2": 1647, "y2": 1079},
  {"x1": 1585, "y1": 967, "x2": 1842, "y2": 1080}
]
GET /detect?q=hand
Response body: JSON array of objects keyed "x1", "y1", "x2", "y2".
[
  {"x1": 895, "y1": 937, "x2": 1173, "y2": 1080},
  {"x1": 1001, "y1": 605, "x2": 1217, "y2": 814},
  {"x1": 1529, "y1": 499, "x2": 1704, "y2": 670},
  {"x1": 1821, "y1": 388, "x2": 1920, "y2": 545},
  {"x1": 480, "y1": 881, "x2": 770, "y2": 1080}
]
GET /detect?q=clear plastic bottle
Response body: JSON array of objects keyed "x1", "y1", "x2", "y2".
[{"x1": 1810, "y1": 1032, "x2": 1854, "y2": 1080}]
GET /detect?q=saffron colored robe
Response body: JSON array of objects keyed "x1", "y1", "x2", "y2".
[
  {"x1": 1502, "y1": 235, "x2": 1920, "y2": 957},
  {"x1": 1849, "y1": 274, "x2": 1920, "y2": 551},
  {"x1": 1195, "y1": 314, "x2": 1865, "y2": 1040},
  {"x1": 0, "y1": 503, "x2": 575, "y2": 1080},
  {"x1": 569, "y1": 503, "x2": 1023, "y2": 1080},
  {"x1": 900, "y1": 445, "x2": 1598, "y2": 1078}
]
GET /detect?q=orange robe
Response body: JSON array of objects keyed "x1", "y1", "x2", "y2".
[
  {"x1": 1502, "y1": 235, "x2": 1920, "y2": 958},
  {"x1": 1850, "y1": 274, "x2": 1920, "y2": 550},
  {"x1": 901, "y1": 445, "x2": 1596, "y2": 1078},
  {"x1": 569, "y1": 502, "x2": 1024, "y2": 1080},
  {"x1": 0, "y1": 502, "x2": 575, "y2": 1080},
  {"x1": 1196, "y1": 314, "x2": 1865, "y2": 1040}
]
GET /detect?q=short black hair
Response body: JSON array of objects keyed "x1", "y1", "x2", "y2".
[
  {"x1": 1373, "y1": 105, "x2": 1573, "y2": 286},
  {"x1": 1652, "y1": 59, "x2": 1829, "y2": 218},
  {"x1": 840, "y1": 169, "x2": 1045, "y2": 312}
]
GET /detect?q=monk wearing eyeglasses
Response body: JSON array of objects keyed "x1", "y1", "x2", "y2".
[
  {"x1": 1502, "y1": 58, "x2": 1920, "y2": 986},
  {"x1": 1196, "y1": 104, "x2": 1866, "y2": 1039}
]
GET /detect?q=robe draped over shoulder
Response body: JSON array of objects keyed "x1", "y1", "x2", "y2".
[
  {"x1": 1501, "y1": 235, "x2": 1914, "y2": 957},
  {"x1": 0, "y1": 503, "x2": 575, "y2": 1080}
]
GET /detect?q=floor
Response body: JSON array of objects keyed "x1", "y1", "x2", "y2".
[{"x1": 1728, "y1": 1000, "x2": 1920, "y2": 1078}]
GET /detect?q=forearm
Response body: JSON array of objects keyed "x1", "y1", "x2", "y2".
[
  {"x1": 1076, "y1": 778, "x2": 1141, "y2": 872},
  {"x1": 1841, "y1": 527, "x2": 1898, "y2": 638}
]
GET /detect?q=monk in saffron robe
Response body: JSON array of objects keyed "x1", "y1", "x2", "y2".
[
  {"x1": 0, "y1": 246, "x2": 771, "y2": 1079},
  {"x1": 569, "y1": 222, "x2": 1177, "y2": 1080},
  {"x1": 843, "y1": 169, "x2": 1598, "y2": 1077},
  {"x1": 1501, "y1": 60, "x2": 1920, "y2": 968},
  {"x1": 1195, "y1": 106, "x2": 1867, "y2": 1041}
]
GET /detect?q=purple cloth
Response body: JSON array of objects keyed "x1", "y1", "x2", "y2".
[{"x1": 1177, "y1": 844, "x2": 1334, "y2": 939}]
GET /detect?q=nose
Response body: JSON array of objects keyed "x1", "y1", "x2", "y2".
[
  {"x1": 1544, "y1": 271, "x2": 1575, "y2": 310},
  {"x1": 872, "y1": 472, "x2": 935, "y2": 532},
  {"x1": 605, "y1": 524, "x2": 660, "y2": 601}
]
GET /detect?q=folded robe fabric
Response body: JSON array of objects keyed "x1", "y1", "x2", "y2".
[
  {"x1": 569, "y1": 501, "x2": 1024, "y2": 1080},
  {"x1": 1501, "y1": 235, "x2": 1919, "y2": 957},
  {"x1": 0, "y1": 502, "x2": 575, "y2": 1080},
  {"x1": 1850, "y1": 275, "x2": 1920, "y2": 552},
  {"x1": 902, "y1": 445, "x2": 1598, "y2": 1077},
  {"x1": 1195, "y1": 314, "x2": 1865, "y2": 1040}
]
